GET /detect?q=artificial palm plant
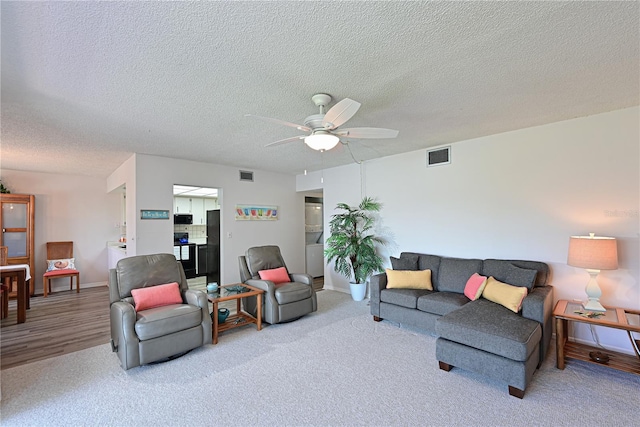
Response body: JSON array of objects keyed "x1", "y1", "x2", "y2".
[{"x1": 324, "y1": 197, "x2": 385, "y2": 285}]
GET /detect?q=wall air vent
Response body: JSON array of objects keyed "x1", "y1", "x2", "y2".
[
  {"x1": 426, "y1": 146, "x2": 451, "y2": 167},
  {"x1": 239, "y1": 170, "x2": 254, "y2": 182}
]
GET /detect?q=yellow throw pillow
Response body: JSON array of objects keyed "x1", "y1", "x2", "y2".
[
  {"x1": 386, "y1": 269, "x2": 433, "y2": 290},
  {"x1": 482, "y1": 276, "x2": 528, "y2": 313}
]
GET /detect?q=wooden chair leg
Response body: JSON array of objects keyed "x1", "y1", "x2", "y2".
[
  {"x1": 70, "y1": 277, "x2": 73, "y2": 290},
  {"x1": 44, "y1": 278, "x2": 49, "y2": 297},
  {"x1": 76, "y1": 275, "x2": 80, "y2": 293},
  {"x1": 1, "y1": 288, "x2": 7, "y2": 319}
]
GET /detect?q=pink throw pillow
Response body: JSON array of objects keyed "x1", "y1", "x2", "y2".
[
  {"x1": 464, "y1": 273, "x2": 488, "y2": 301},
  {"x1": 258, "y1": 267, "x2": 290, "y2": 284},
  {"x1": 131, "y1": 282, "x2": 183, "y2": 312}
]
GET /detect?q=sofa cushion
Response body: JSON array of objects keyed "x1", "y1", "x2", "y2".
[
  {"x1": 437, "y1": 257, "x2": 483, "y2": 293},
  {"x1": 386, "y1": 269, "x2": 433, "y2": 290},
  {"x1": 436, "y1": 299, "x2": 542, "y2": 362},
  {"x1": 390, "y1": 254, "x2": 419, "y2": 270},
  {"x1": 381, "y1": 288, "x2": 432, "y2": 309},
  {"x1": 505, "y1": 265, "x2": 537, "y2": 290},
  {"x1": 464, "y1": 273, "x2": 488, "y2": 301},
  {"x1": 482, "y1": 276, "x2": 528, "y2": 313},
  {"x1": 418, "y1": 292, "x2": 469, "y2": 316},
  {"x1": 135, "y1": 304, "x2": 203, "y2": 341},
  {"x1": 417, "y1": 254, "x2": 442, "y2": 287},
  {"x1": 483, "y1": 259, "x2": 549, "y2": 288}
]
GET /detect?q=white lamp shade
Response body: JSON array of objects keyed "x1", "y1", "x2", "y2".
[
  {"x1": 567, "y1": 235, "x2": 618, "y2": 270},
  {"x1": 304, "y1": 132, "x2": 339, "y2": 151}
]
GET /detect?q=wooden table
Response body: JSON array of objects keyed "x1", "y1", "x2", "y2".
[
  {"x1": 554, "y1": 299, "x2": 640, "y2": 375},
  {"x1": 207, "y1": 284, "x2": 264, "y2": 344},
  {"x1": 1, "y1": 266, "x2": 31, "y2": 323}
]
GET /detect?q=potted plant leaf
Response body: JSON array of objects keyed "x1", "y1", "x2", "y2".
[{"x1": 324, "y1": 197, "x2": 386, "y2": 301}]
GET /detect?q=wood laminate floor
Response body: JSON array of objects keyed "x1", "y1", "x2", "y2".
[
  {"x1": 1, "y1": 277, "x2": 324, "y2": 370},
  {"x1": 1, "y1": 286, "x2": 111, "y2": 370}
]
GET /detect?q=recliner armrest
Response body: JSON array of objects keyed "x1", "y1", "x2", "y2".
[
  {"x1": 110, "y1": 300, "x2": 139, "y2": 369},
  {"x1": 184, "y1": 289, "x2": 209, "y2": 308},
  {"x1": 245, "y1": 279, "x2": 277, "y2": 293},
  {"x1": 290, "y1": 273, "x2": 313, "y2": 285}
]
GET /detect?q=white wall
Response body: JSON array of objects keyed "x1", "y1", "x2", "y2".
[
  {"x1": 310, "y1": 106, "x2": 639, "y2": 353},
  {"x1": 108, "y1": 154, "x2": 305, "y2": 283},
  {"x1": 0, "y1": 169, "x2": 122, "y2": 293}
]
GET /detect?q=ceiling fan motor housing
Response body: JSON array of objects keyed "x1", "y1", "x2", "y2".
[{"x1": 304, "y1": 114, "x2": 326, "y2": 130}]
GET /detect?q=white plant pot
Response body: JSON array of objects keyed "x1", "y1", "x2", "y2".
[{"x1": 349, "y1": 282, "x2": 367, "y2": 301}]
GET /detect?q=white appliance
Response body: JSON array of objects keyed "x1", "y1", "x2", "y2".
[
  {"x1": 305, "y1": 244, "x2": 324, "y2": 278},
  {"x1": 305, "y1": 203, "x2": 323, "y2": 232}
]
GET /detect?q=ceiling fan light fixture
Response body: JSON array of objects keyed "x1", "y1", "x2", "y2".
[{"x1": 304, "y1": 132, "x2": 339, "y2": 151}]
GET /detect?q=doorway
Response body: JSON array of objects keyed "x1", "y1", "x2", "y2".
[
  {"x1": 304, "y1": 192, "x2": 324, "y2": 291},
  {"x1": 172, "y1": 185, "x2": 221, "y2": 291}
]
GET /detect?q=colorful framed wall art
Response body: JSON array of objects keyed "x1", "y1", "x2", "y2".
[{"x1": 235, "y1": 205, "x2": 278, "y2": 221}]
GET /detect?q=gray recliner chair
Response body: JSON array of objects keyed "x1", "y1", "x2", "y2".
[
  {"x1": 109, "y1": 253, "x2": 212, "y2": 370},
  {"x1": 239, "y1": 245, "x2": 317, "y2": 324}
]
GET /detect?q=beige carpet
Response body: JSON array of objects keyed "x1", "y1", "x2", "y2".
[{"x1": 1, "y1": 290, "x2": 638, "y2": 426}]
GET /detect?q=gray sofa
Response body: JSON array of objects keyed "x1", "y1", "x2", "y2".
[{"x1": 370, "y1": 252, "x2": 553, "y2": 398}]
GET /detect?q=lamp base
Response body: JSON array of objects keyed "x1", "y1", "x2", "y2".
[
  {"x1": 584, "y1": 269, "x2": 606, "y2": 312},
  {"x1": 583, "y1": 298, "x2": 606, "y2": 312}
]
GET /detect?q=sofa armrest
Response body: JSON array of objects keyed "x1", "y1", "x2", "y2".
[
  {"x1": 521, "y1": 285, "x2": 554, "y2": 363},
  {"x1": 370, "y1": 272, "x2": 388, "y2": 318}
]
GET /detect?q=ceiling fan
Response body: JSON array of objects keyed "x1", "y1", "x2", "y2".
[{"x1": 245, "y1": 94, "x2": 399, "y2": 151}]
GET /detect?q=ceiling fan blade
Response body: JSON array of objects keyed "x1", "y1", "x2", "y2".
[
  {"x1": 264, "y1": 136, "x2": 305, "y2": 147},
  {"x1": 245, "y1": 114, "x2": 311, "y2": 132},
  {"x1": 322, "y1": 98, "x2": 361, "y2": 129},
  {"x1": 335, "y1": 127, "x2": 399, "y2": 139}
]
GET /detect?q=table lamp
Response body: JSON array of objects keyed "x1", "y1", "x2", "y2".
[{"x1": 567, "y1": 233, "x2": 618, "y2": 312}]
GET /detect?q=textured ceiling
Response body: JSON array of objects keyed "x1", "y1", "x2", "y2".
[{"x1": 1, "y1": 1, "x2": 638, "y2": 178}]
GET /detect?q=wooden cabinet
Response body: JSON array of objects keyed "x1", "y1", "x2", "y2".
[{"x1": 0, "y1": 194, "x2": 35, "y2": 295}]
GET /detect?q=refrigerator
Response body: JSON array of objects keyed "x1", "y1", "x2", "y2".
[{"x1": 205, "y1": 210, "x2": 221, "y2": 284}]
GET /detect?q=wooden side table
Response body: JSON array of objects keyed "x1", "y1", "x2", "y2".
[
  {"x1": 207, "y1": 283, "x2": 264, "y2": 344},
  {"x1": 554, "y1": 300, "x2": 640, "y2": 375}
]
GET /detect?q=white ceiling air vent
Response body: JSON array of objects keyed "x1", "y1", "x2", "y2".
[
  {"x1": 239, "y1": 170, "x2": 254, "y2": 182},
  {"x1": 426, "y1": 146, "x2": 451, "y2": 167}
]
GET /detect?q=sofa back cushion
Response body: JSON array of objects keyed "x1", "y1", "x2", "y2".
[
  {"x1": 437, "y1": 257, "x2": 483, "y2": 293},
  {"x1": 390, "y1": 253, "x2": 419, "y2": 271},
  {"x1": 416, "y1": 254, "x2": 442, "y2": 287},
  {"x1": 482, "y1": 259, "x2": 549, "y2": 289}
]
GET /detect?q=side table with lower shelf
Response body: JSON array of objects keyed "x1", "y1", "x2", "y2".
[
  {"x1": 554, "y1": 299, "x2": 640, "y2": 375},
  {"x1": 207, "y1": 283, "x2": 264, "y2": 344}
]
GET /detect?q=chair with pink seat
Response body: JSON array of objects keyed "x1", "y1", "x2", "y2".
[{"x1": 43, "y1": 241, "x2": 80, "y2": 297}]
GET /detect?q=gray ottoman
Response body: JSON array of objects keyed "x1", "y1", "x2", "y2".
[{"x1": 435, "y1": 299, "x2": 542, "y2": 398}]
